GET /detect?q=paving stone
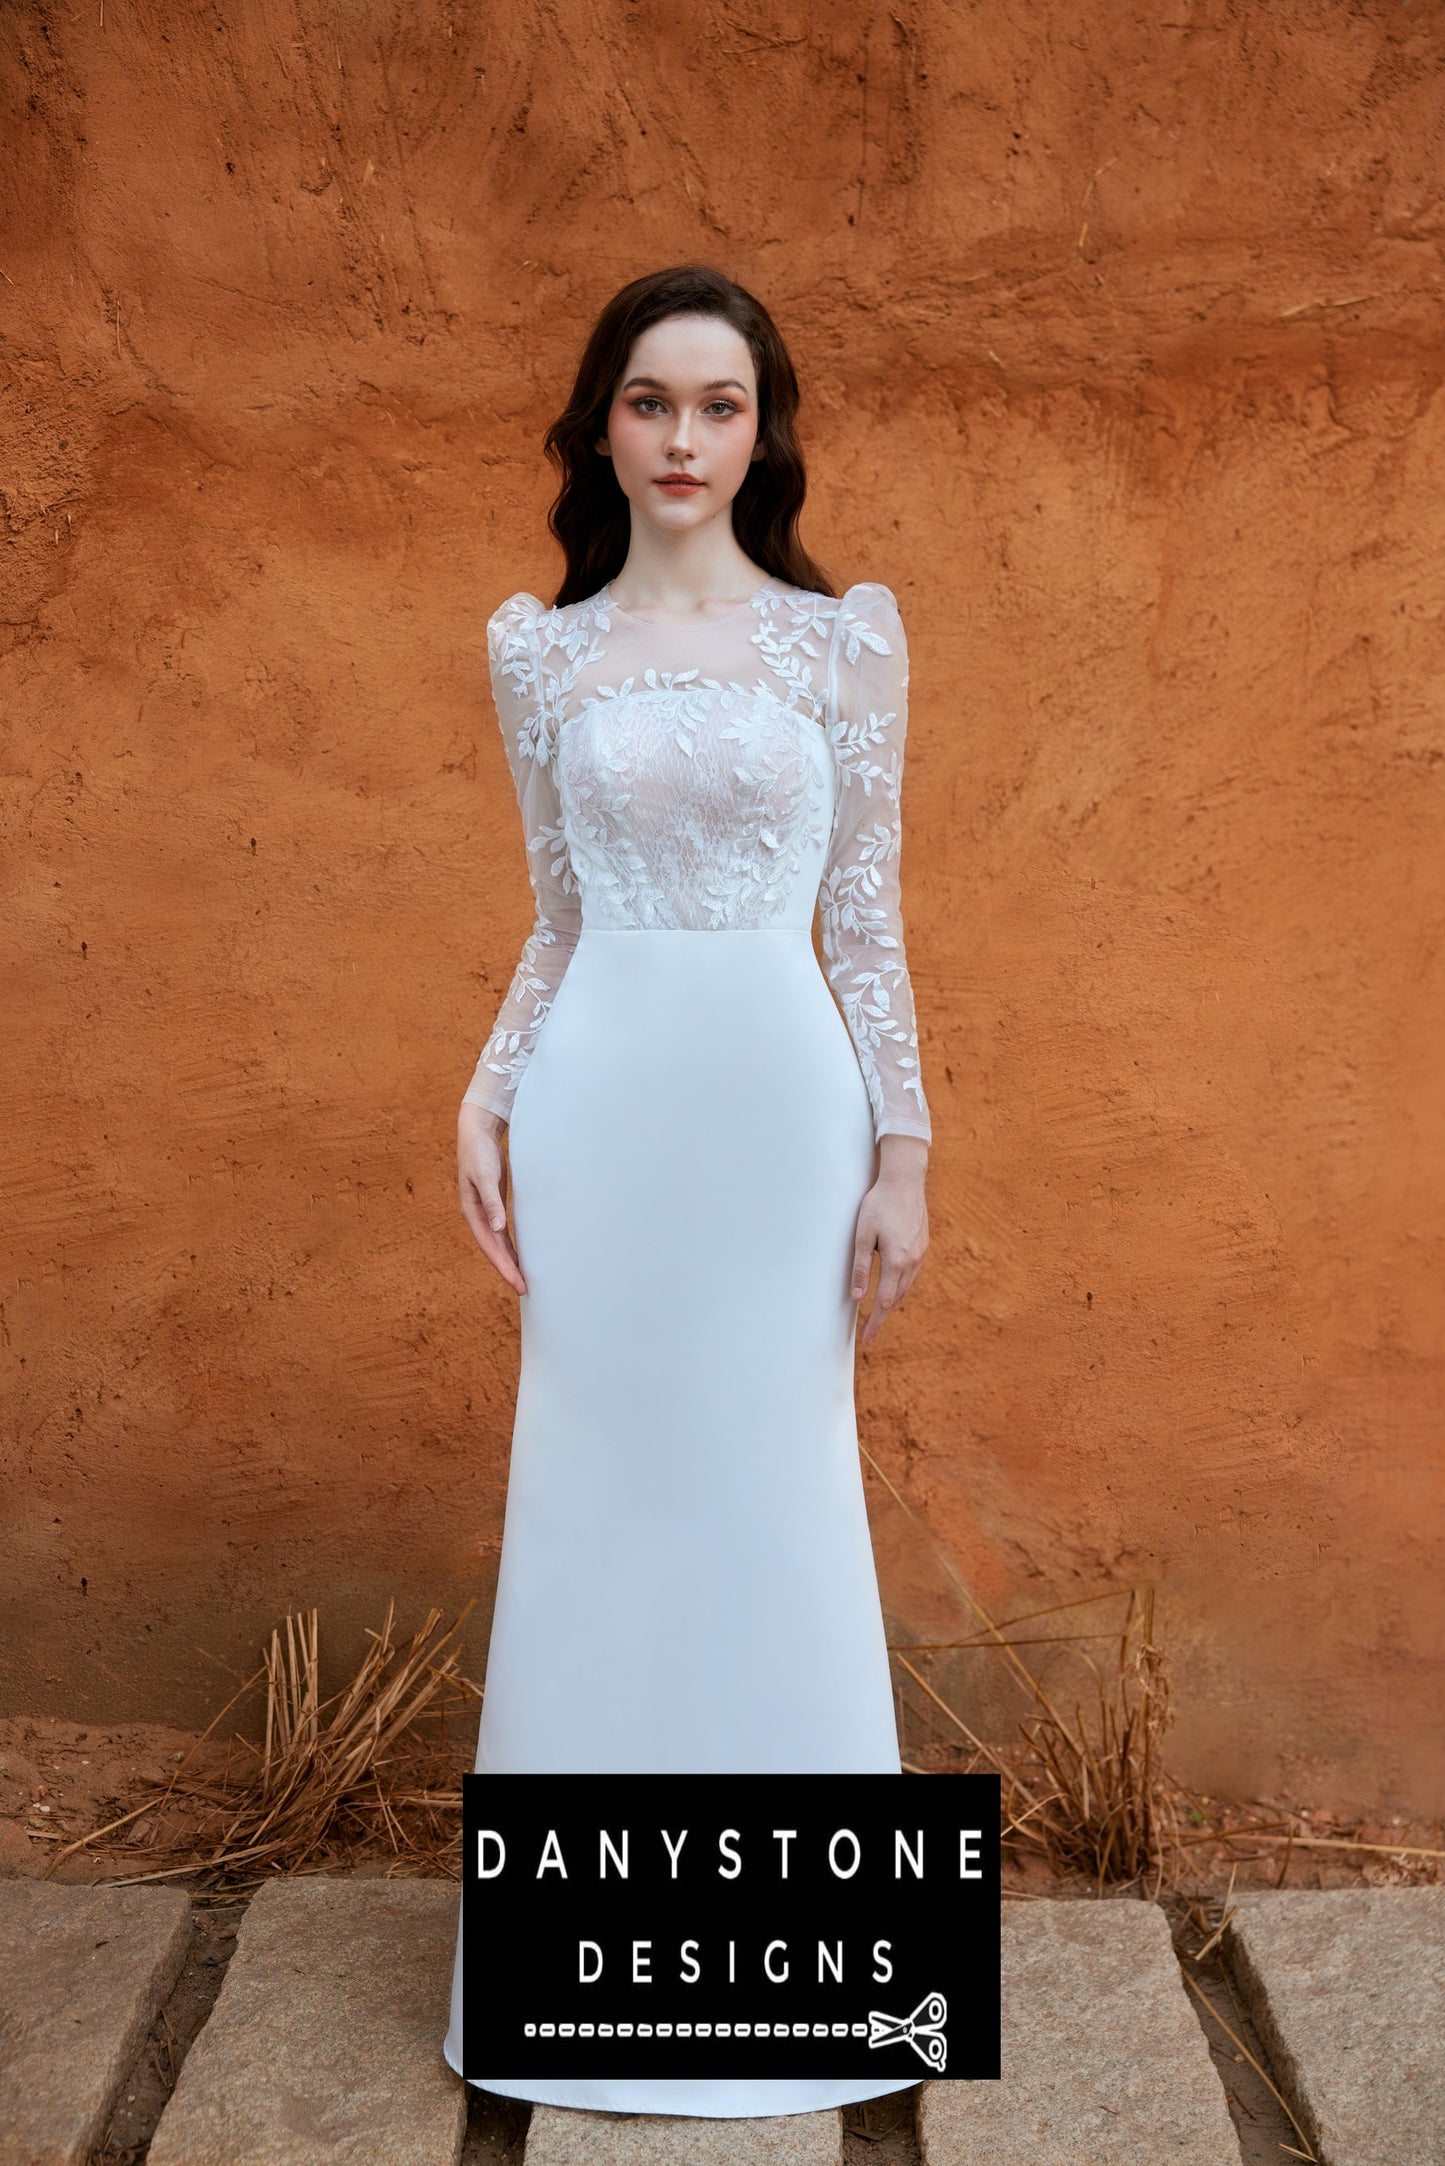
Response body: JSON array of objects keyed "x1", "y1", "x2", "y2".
[
  {"x1": 918, "y1": 1898, "x2": 1240, "y2": 2164},
  {"x1": 1226, "y1": 1886, "x2": 1445, "y2": 2165},
  {"x1": 147, "y1": 1873, "x2": 466, "y2": 2166},
  {"x1": 0, "y1": 1877, "x2": 192, "y2": 2166},
  {"x1": 524, "y1": 2101, "x2": 844, "y2": 2163}
]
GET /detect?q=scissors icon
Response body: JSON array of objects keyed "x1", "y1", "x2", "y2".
[{"x1": 866, "y1": 1989, "x2": 948, "y2": 2072}]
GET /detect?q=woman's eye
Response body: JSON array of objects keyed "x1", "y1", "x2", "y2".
[
  {"x1": 705, "y1": 401, "x2": 739, "y2": 417},
  {"x1": 633, "y1": 396, "x2": 665, "y2": 414}
]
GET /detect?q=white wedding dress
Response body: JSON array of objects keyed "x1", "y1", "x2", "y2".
[{"x1": 443, "y1": 573, "x2": 932, "y2": 2117}]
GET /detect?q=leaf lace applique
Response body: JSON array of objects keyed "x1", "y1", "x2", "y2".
[
  {"x1": 818, "y1": 585, "x2": 932, "y2": 1141},
  {"x1": 557, "y1": 682, "x2": 829, "y2": 930},
  {"x1": 466, "y1": 579, "x2": 931, "y2": 1144}
]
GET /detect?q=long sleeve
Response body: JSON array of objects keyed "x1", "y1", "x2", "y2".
[
  {"x1": 820, "y1": 582, "x2": 933, "y2": 1144},
  {"x1": 461, "y1": 593, "x2": 582, "y2": 1121}
]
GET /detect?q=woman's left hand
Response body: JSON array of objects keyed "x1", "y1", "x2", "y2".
[{"x1": 850, "y1": 1134, "x2": 929, "y2": 1346}]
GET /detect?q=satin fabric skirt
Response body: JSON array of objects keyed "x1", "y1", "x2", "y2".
[{"x1": 443, "y1": 927, "x2": 914, "y2": 2117}]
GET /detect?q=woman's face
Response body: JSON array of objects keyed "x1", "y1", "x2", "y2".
[{"x1": 595, "y1": 313, "x2": 764, "y2": 534}]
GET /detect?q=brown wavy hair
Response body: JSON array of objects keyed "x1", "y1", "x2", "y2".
[{"x1": 543, "y1": 264, "x2": 835, "y2": 608}]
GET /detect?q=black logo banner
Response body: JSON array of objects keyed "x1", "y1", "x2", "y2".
[{"x1": 460, "y1": 1774, "x2": 1001, "y2": 2080}]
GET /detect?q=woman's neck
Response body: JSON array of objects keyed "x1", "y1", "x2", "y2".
[{"x1": 608, "y1": 524, "x2": 767, "y2": 617}]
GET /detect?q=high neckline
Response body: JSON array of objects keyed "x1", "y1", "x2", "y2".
[{"x1": 597, "y1": 578, "x2": 777, "y2": 626}]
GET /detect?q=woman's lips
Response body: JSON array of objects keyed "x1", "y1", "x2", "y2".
[{"x1": 655, "y1": 476, "x2": 704, "y2": 491}]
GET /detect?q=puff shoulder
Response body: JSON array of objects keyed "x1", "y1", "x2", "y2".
[
  {"x1": 833, "y1": 580, "x2": 904, "y2": 646},
  {"x1": 486, "y1": 589, "x2": 545, "y2": 654}
]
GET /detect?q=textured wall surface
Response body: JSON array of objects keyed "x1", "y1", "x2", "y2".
[{"x1": 3, "y1": 2, "x2": 1442, "y2": 1812}]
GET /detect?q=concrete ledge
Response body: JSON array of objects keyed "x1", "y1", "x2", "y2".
[
  {"x1": 918, "y1": 1898, "x2": 1240, "y2": 2164},
  {"x1": 0, "y1": 1877, "x2": 192, "y2": 2166},
  {"x1": 1226, "y1": 1886, "x2": 1445, "y2": 2166},
  {"x1": 524, "y1": 2100, "x2": 845, "y2": 2163},
  {"x1": 147, "y1": 1874, "x2": 466, "y2": 2166}
]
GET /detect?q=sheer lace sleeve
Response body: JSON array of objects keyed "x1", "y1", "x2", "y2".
[
  {"x1": 821, "y1": 582, "x2": 933, "y2": 1144},
  {"x1": 461, "y1": 593, "x2": 582, "y2": 1121}
]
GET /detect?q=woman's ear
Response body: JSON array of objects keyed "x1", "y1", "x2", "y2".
[
  {"x1": 595, "y1": 434, "x2": 611, "y2": 458},
  {"x1": 749, "y1": 440, "x2": 765, "y2": 463}
]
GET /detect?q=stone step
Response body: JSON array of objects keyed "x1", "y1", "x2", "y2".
[
  {"x1": 0, "y1": 1877, "x2": 192, "y2": 2166},
  {"x1": 16, "y1": 1878, "x2": 1439, "y2": 2165},
  {"x1": 1225, "y1": 1885, "x2": 1445, "y2": 2166},
  {"x1": 524, "y1": 2101, "x2": 845, "y2": 2162},
  {"x1": 917, "y1": 1897, "x2": 1241, "y2": 2165},
  {"x1": 146, "y1": 1873, "x2": 466, "y2": 2166}
]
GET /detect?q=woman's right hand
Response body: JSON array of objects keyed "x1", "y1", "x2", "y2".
[{"x1": 458, "y1": 1103, "x2": 527, "y2": 1294}]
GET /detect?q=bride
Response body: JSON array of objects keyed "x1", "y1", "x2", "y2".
[{"x1": 444, "y1": 262, "x2": 932, "y2": 2120}]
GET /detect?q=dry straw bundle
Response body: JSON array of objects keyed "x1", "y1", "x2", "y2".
[
  {"x1": 863, "y1": 1443, "x2": 1182, "y2": 1894},
  {"x1": 893, "y1": 1587, "x2": 1181, "y2": 1895},
  {"x1": 52, "y1": 1599, "x2": 480, "y2": 1888}
]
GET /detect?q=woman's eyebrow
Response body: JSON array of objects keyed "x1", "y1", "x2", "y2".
[{"x1": 621, "y1": 375, "x2": 750, "y2": 394}]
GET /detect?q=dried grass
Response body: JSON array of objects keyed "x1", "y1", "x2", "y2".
[
  {"x1": 53, "y1": 1599, "x2": 481, "y2": 1890},
  {"x1": 893, "y1": 1589, "x2": 1181, "y2": 1895},
  {"x1": 60, "y1": 1466, "x2": 1435, "y2": 1907},
  {"x1": 863, "y1": 1442, "x2": 1181, "y2": 1893},
  {"x1": 866, "y1": 1444, "x2": 1445, "y2": 1897}
]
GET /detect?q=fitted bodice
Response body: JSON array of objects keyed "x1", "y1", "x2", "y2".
[
  {"x1": 557, "y1": 678, "x2": 834, "y2": 932},
  {"x1": 463, "y1": 576, "x2": 933, "y2": 1143}
]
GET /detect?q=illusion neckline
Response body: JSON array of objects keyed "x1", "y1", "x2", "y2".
[{"x1": 596, "y1": 578, "x2": 777, "y2": 627}]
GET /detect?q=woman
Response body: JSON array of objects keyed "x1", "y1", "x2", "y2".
[{"x1": 444, "y1": 263, "x2": 932, "y2": 2119}]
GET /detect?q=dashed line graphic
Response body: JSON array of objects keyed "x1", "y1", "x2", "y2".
[
  {"x1": 524, "y1": 2019, "x2": 870, "y2": 2039},
  {"x1": 523, "y1": 1990, "x2": 949, "y2": 2071}
]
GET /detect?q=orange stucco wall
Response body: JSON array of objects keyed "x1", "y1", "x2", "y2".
[{"x1": 3, "y1": 2, "x2": 1441, "y2": 1814}]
